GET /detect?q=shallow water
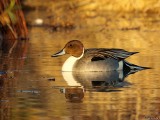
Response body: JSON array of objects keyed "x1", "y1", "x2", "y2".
[{"x1": 1, "y1": 1, "x2": 160, "y2": 120}]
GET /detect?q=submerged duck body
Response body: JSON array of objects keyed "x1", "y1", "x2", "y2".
[{"x1": 52, "y1": 40, "x2": 147, "y2": 72}]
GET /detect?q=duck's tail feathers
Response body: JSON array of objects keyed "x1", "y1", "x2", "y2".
[
  {"x1": 123, "y1": 60, "x2": 151, "y2": 77},
  {"x1": 124, "y1": 60, "x2": 151, "y2": 71}
]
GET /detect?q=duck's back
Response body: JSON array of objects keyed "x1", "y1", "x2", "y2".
[{"x1": 73, "y1": 48, "x2": 136, "y2": 71}]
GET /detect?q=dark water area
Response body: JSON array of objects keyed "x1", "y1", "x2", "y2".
[{"x1": 0, "y1": 0, "x2": 160, "y2": 120}]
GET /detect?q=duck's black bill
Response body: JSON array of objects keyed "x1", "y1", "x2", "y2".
[{"x1": 51, "y1": 49, "x2": 65, "y2": 57}]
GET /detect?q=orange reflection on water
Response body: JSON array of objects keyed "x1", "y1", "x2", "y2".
[{"x1": 1, "y1": 0, "x2": 160, "y2": 119}]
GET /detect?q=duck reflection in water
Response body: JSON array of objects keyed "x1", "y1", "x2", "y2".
[
  {"x1": 60, "y1": 87, "x2": 84, "y2": 102},
  {"x1": 60, "y1": 68, "x2": 146, "y2": 102},
  {"x1": 62, "y1": 68, "x2": 143, "y2": 92}
]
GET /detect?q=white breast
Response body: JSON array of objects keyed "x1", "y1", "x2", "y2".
[
  {"x1": 62, "y1": 49, "x2": 84, "y2": 72},
  {"x1": 62, "y1": 56, "x2": 79, "y2": 71}
]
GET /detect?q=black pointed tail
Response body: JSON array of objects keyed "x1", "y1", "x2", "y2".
[
  {"x1": 123, "y1": 60, "x2": 151, "y2": 77},
  {"x1": 124, "y1": 60, "x2": 151, "y2": 71}
]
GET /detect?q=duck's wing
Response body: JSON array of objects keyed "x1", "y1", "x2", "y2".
[{"x1": 85, "y1": 48, "x2": 138, "y2": 61}]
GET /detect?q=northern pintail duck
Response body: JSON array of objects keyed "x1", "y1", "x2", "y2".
[{"x1": 52, "y1": 40, "x2": 148, "y2": 72}]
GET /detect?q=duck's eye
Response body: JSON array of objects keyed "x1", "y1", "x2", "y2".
[{"x1": 69, "y1": 44, "x2": 73, "y2": 47}]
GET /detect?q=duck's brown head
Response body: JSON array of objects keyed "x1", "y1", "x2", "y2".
[{"x1": 51, "y1": 40, "x2": 84, "y2": 58}]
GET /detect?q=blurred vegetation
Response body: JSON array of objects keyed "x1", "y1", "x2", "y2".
[
  {"x1": 23, "y1": 0, "x2": 160, "y2": 32},
  {"x1": 75, "y1": 0, "x2": 160, "y2": 13},
  {"x1": 0, "y1": 0, "x2": 19, "y2": 38},
  {"x1": 24, "y1": 0, "x2": 160, "y2": 13}
]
